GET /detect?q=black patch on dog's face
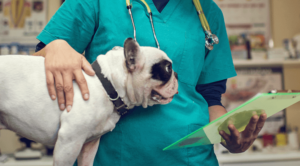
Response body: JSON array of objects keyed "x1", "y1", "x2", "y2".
[{"x1": 151, "y1": 59, "x2": 172, "y2": 85}]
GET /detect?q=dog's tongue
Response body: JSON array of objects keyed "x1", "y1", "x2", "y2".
[{"x1": 153, "y1": 74, "x2": 178, "y2": 104}]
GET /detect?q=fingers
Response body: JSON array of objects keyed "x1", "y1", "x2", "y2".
[
  {"x1": 74, "y1": 70, "x2": 90, "y2": 100},
  {"x1": 228, "y1": 124, "x2": 240, "y2": 144},
  {"x1": 46, "y1": 71, "x2": 56, "y2": 100},
  {"x1": 54, "y1": 72, "x2": 65, "y2": 111},
  {"x1": 219, "y1": 130, "x2": 230, "y2": 143},
  {"x1": 219, "y1": 112, "x2": 267, "y2": 153},
  {"x1": 63, "y1": 73, "x2": 74, "y2": 112},
  {"x1": 253, "y1": 113, "x2": 267, "y2": 137},
  {"x1": 81, "y1": 57, "x2": 95, "y2": 76},
  {"x1": 43, "y1": 41, "x2": 92, "y2": 113},
  {"x1": 243, "y1": 113, "x2": 259, "y2": 138}
]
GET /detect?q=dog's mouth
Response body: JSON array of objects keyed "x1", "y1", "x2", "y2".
[
  {"x1": 151, "y1": 90, "x2": 176, "y2": 104},
  {"x1": 151, "y1": 74, "x2": 179, "y2": 104}
]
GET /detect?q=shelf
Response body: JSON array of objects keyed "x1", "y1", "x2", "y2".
[
  {"x1": 217, "y1": 151, "x2": 300, "y2": 164},
  {"x1": 233, "y1": 59, "x2": 300, "y2": 67}
]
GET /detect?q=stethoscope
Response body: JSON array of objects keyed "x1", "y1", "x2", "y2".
[{"x1": 126, "y1": 0, "x2": 219, "y2": 50}]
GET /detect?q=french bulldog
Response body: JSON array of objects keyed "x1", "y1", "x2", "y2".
[{"x1": 0, "y1": 38, "x2": 178, "y2": 166}]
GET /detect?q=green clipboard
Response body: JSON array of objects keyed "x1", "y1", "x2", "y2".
[{"x1": 163, "y1": 91, "x2": 300, "y2": 151}]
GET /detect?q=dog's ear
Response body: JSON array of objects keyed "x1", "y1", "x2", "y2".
[{"x1": 124, "y1": 38, "x2": 142, "y2": 72}]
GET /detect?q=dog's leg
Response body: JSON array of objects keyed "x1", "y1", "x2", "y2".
[
  {"x1": 77, "y1": 138, "x2": 100, "y2": 166},
  {"x1": 76, "y1": 112, "x2": 120, "y2": 166},
  {"x1": 53, "y1": 129, "x2": 86, "y2": 166}
]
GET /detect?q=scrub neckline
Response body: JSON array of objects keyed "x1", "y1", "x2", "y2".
[{"x1": 139, "y1": 0, "x2": 182, "y2": 23}]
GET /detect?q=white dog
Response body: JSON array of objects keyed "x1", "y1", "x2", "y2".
[{"x1": 0, "y1": 38, "x2": 178, "y2": 166}]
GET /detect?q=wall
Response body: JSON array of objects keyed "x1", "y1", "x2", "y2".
[
  {"x1": 47, "y1": 0, "x2": 61, "y2": 21},
  {"x1": 271, "y1": 0, "x2": 300, "y2": 47},
  {"x1": 284, "y1": 64, "x2": 300, "y2": 141}
]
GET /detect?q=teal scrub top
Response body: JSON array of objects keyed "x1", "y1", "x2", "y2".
[{"x1": 37, "y1": 0, "x2": 237, "y2": 165}]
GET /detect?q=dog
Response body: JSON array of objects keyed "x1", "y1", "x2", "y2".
[{"x1": 0, "y1": 38, "x2": 178, "y2": 166}]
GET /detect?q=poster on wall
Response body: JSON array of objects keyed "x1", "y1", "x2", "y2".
[
  {"x1": 222, "y1": 67, "x2": 284, "y2": 135},
  {"x1": 0, "y1": 0, "x2": 47, "y2": 45},
  {"x1": 215, "y1": 0, "x2": 271, "y2": 60}
]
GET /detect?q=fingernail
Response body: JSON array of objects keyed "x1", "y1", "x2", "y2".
[
  {"x1": 67, "y1": 105, "x2": 72, "y2": 112},
  {"x1": 51, "y1": 95, "x2": 56, "y2": 100},
  {"x1": 84, "y1": 93, "x2": 89, "y2": 100},
  {"x1": 60, "y1": 104, "x2": 65, "y2": 110}
]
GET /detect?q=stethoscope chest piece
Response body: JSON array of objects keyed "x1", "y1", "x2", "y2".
[{"x1": 205, "y1": 30, "x2": 219, "y2": 50}]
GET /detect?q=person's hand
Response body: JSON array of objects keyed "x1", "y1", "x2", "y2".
[
  {"x1": 219, "y1": 113, "x2": 267, "y2": 153},
  {"x1": 42, "y1": 40, "x2": 95, "y2": 112}
]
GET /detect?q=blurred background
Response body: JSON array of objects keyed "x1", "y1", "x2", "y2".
[{"x1": 0, "y1": 0, "x2": 300, "y2": 165}]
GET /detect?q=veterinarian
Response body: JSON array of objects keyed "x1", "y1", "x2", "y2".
[{"x1": 34, "y1": 0, "x2": 267, "y2": 165}]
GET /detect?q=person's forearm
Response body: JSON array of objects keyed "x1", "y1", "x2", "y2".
[{"x1": 209, "y1": 105, "x2": 227, "y2": 122}]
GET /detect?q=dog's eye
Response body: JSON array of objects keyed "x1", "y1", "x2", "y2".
[{"x1": 165, "y1": 64, "x2": 172, "y2": 73}]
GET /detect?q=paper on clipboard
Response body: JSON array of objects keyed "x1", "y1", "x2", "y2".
[{"x1": 163, "y1": 92, "x2": 300, "y2": 151}]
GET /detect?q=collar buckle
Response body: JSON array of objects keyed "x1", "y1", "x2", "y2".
[
  {"x1": 109, "y1": 93, "x2": 120, "y2": 101},
  {"x1": 92, "y1": 61, "x2": 130, "y2": 116}
]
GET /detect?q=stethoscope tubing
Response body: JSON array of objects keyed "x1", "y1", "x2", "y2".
[{"x1": 126, "y1": 0, "x2": 218, "y2": 50}]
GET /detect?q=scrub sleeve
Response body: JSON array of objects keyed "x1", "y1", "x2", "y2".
[
  {"x1": 37, "y1": 0, "x2": 236, "y2": 165},
  {"x1": 36, "y1": 0, "x2": 98, "y2": 58},
  {"x1": 197, "y1": 7, "x2": 236, "y2": 85}
]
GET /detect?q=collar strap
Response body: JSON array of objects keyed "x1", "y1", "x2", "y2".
[{"x1": 92, "y1": 61, "x2": 129, "y2": 116}]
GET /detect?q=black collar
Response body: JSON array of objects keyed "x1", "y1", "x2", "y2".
[{"x1": 92, "y1": 61, "x2": 129, "y2": 116}]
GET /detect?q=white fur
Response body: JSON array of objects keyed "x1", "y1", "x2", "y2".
[{"x1": 0, "y1": 46, "x2": 178, "y2": 166}]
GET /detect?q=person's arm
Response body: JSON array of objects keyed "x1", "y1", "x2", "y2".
[
  {"x1": 196, "y1": 79, "x2": 227, "y2": 107},
  {"x1": 198, "y1": 70, "x2": 267, "y2": 154},
  {"x1": 197, "y1": 70, "x2": 267, "y2": 154},
  {"x1": 208, "y1": 105, "x2": 226, "y2": 122},
  {"x1": 33, "y1": 40, "x2": 95, "y2": 112},
  {"x1": 33, "y1": 0, "x2": 98, "y2": 111},
  {"x1": 196, "y1": 1, "x2": 266, "y2": 153},
  {"x1": 209, "y1": 105, "x2": 266, "y2": 153}
]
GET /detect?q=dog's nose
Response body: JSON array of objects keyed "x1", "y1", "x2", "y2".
[{"x1": 174, "y1": 72, "x2": 178, "y2": 80}]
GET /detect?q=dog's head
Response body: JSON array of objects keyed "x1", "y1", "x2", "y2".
[{"x1": 123, "y1": 38, "x2": 178, "y2": 108}]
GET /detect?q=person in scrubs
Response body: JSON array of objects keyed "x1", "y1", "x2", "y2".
[{"x1": 34, "y1": 0, "x2": 267, "y2": 165}]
